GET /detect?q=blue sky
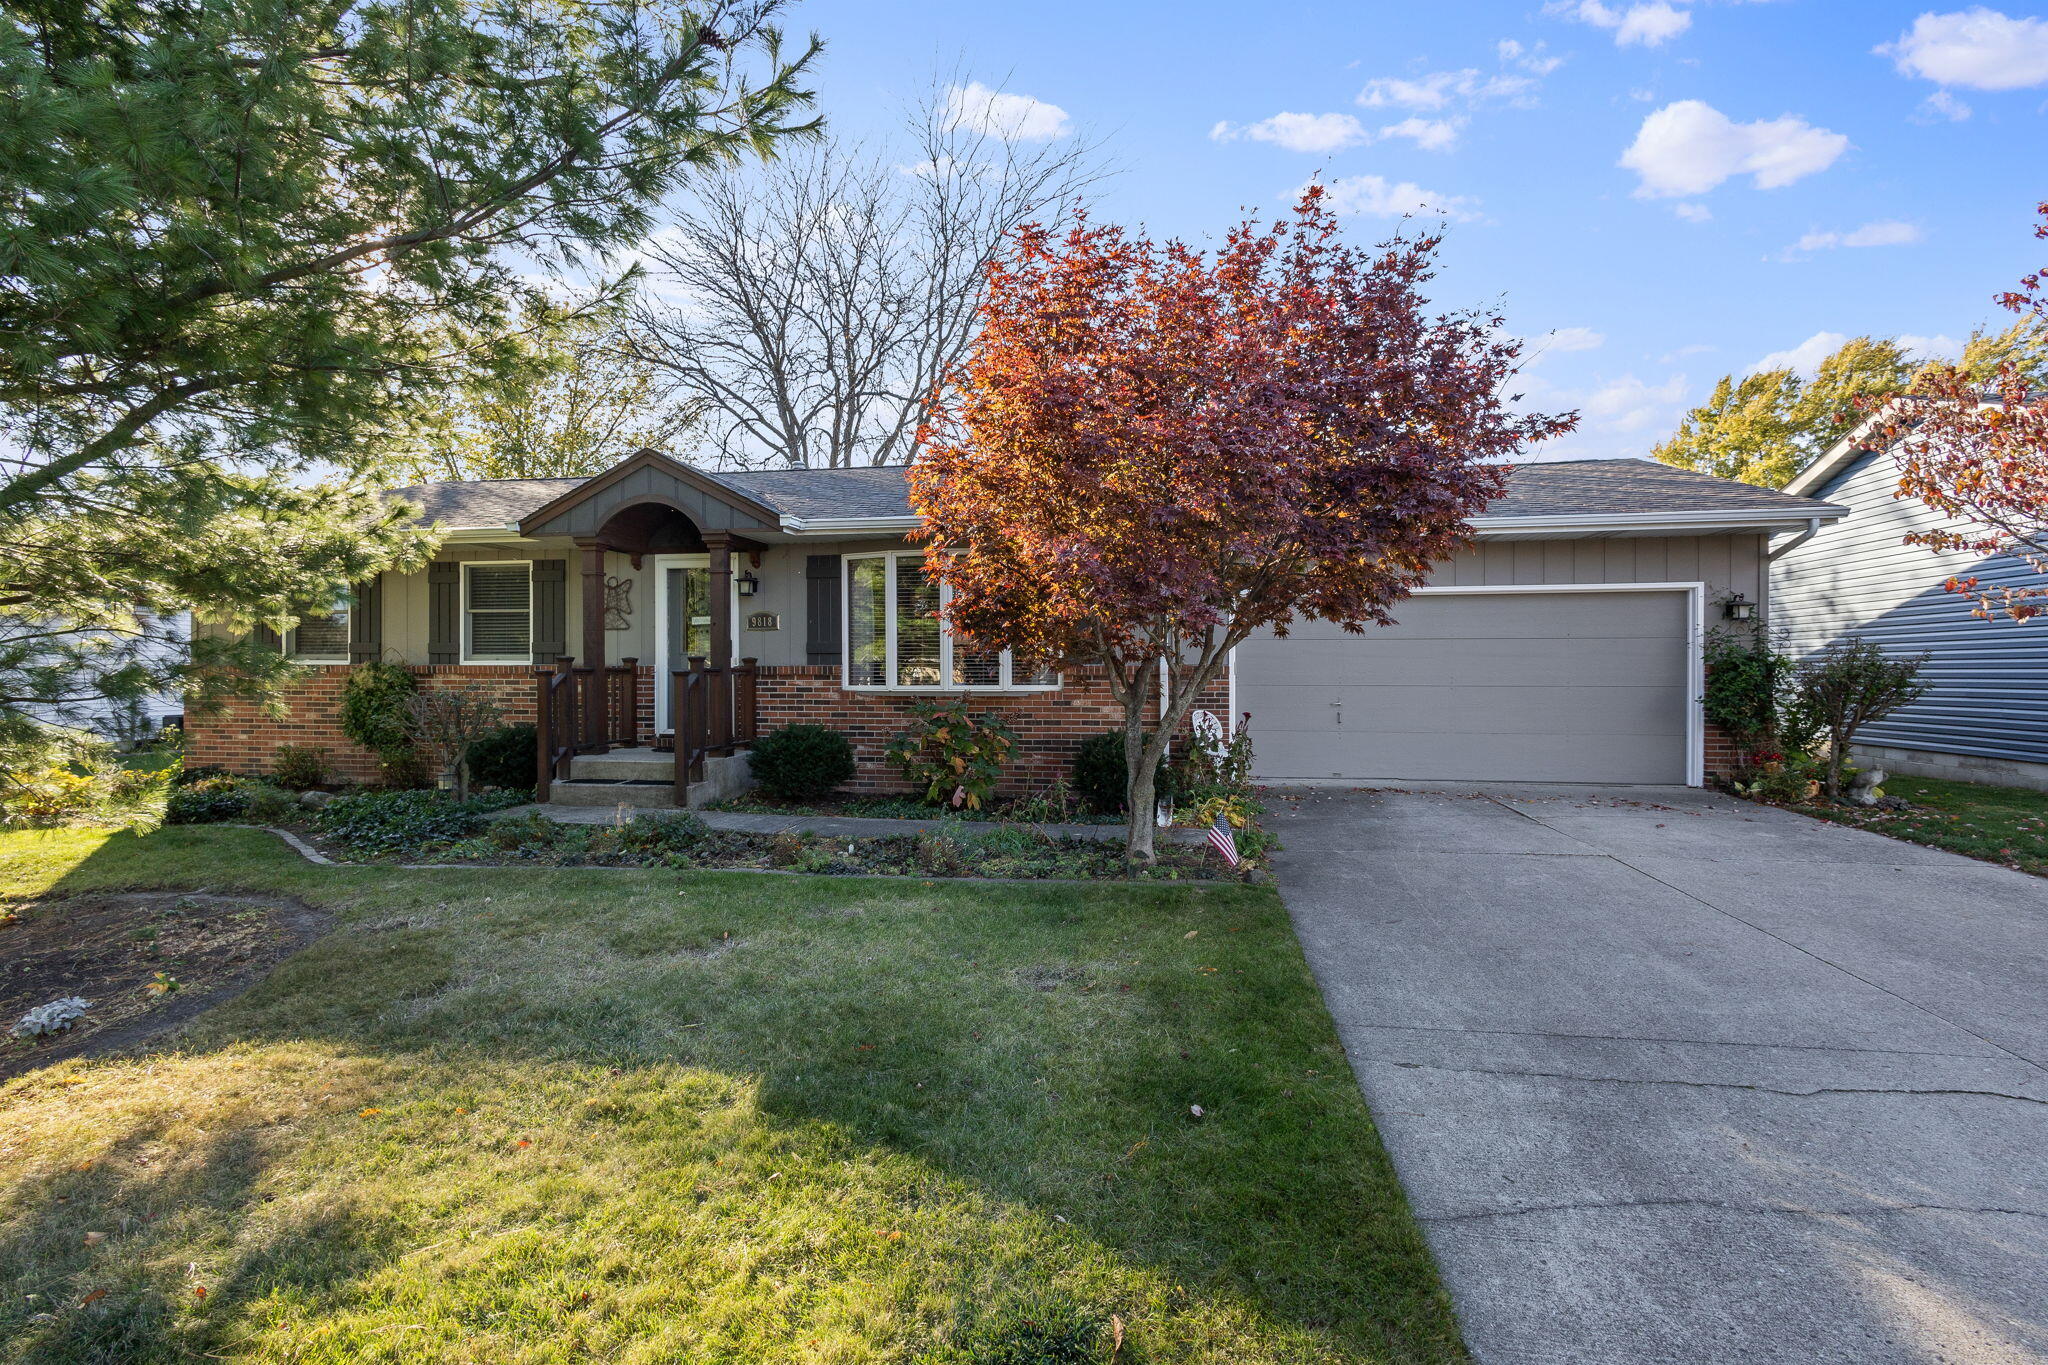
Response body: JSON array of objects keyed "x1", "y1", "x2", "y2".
[{"x1": 796, "y1": 0, "x2": 2048, "y2": 461}]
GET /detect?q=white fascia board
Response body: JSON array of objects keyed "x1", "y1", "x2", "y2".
[
  {"x1": 774, "y1": 508, "x2": 1847, "y2": 538},
  {"x1": 777, "y1": 514, "x2": 923, "y2": 535},
  {"x1": 1467, "y1": 506, "x2": 1846, "y2": 536},
  {"x1": 436, "y1": 524, "x2": 533, "y2": 542}
]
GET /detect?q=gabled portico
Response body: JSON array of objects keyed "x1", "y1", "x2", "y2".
[{"x1": 516, "y1": 449, "x2": 780, "y2": 802}]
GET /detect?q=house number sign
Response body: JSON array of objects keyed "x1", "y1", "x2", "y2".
[{"x1": 746, "y1": 611, "x2": 780, "y2": 631}]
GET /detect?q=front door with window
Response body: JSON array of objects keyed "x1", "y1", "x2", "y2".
[{"x1": 654, "y1": 556, "x2": 726, "y2": 733}]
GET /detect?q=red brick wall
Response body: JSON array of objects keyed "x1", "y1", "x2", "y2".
[
  {"x1": 185, "y1": 665, "x2": 559, "y2": 783},
  {"x1": 1703, "y1": 722, "x2": 1741, "y2": 780},
  {"x1": 752, "y1": 665, "x2": 1234, "y2": 795}
]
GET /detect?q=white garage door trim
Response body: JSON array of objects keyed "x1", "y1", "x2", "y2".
[{"x1": 1236, "y1": 580, "x2": 1707, "y2": 789}]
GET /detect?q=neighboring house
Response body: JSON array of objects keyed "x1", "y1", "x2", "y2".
[
  {"x1": 1776, "y1": 420, "x2": 2048, "y2": 792},
  {"x1": 185, "y1": 449, "x2": 1845, "y2": 802}
]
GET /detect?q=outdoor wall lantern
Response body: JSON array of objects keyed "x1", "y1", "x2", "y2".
[
  {"x1": 1723, "y1": 593, "x2": 1755, "y2": 622},
  {"x1": 736, "y1": 569, "x2": 760, "y2": 598}
]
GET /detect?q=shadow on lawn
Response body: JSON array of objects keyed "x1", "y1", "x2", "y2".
[{"x1": 0, "y1": 831, "x2": 1462, "y2": 1363}]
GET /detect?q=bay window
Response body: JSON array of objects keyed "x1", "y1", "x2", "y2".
[{"x1": 843, "y1": 551, "x2": 1057, "y2": 691}]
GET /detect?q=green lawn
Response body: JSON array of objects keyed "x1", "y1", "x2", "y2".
[
  {"x1": 1796, "y1": 774, "x2": 2048, "y2": 877},
  {"x1": 0, "y1": 826, "x2": 1463, "y2": 1364}
]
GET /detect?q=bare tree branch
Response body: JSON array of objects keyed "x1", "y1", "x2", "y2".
[{"x1": 629, "y1": 76, "x2": 1110, "y2": 468}]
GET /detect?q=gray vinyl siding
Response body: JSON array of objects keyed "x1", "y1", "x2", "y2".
[{"x1": 1775, "y1": 450, "x2": 2048, "y2": 765}]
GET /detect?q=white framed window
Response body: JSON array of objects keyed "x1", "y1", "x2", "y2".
[
  {"x1": 286, "y1": 606, "x2": 351, "y2": 664},
  {"x1": 843, "y1": 551, "x2": 1058, "y2": 692},
  {"x1": 462, "y1": 561, "x2": 533, "y2": 663}
]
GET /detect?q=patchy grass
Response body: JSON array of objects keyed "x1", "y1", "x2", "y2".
[
  {"x1": 0, "y1": 826, "x2": 1462, "y2": 1364},
  {"x1": 1794, "y1": 775, "x2": 2048, "y2": 877}
]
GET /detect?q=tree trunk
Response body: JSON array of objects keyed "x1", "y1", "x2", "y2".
[
  {"x1": 1123, "y1": 666, "x2": 1155, "y2": 863},
  {"x1": 1824, "y1": 724, "x2": 1845, "y2": 801}
]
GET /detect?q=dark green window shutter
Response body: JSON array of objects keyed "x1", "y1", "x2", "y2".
[
  {"x1": 427, "y1": 562, "x2": 461, "y2": 664},
  {"x1": 254, "y1": 624, "x2": 282, "y2": 652},
  {"x1": 805, "y1": 555, "x2": 842, "y2": 667},
  {"x1": 531, "y1": 559, "x2": 567, "y2": 664},
  {"x1": 348, "y1": 575, "x2": 382, "y2": 665}
]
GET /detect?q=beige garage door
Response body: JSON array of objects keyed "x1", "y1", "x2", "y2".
[{"x1": 1239, "y1": 590, "x2": 1692, "y2": 784}]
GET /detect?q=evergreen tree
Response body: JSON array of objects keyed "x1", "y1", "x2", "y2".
[{"x1": 0, "y1": 0, "x2": 817, "y2": 735}]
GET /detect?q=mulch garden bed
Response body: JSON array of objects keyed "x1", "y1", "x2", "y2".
[{"x1": 0, "y1": 892, "x2": 330, "y2": 1080}]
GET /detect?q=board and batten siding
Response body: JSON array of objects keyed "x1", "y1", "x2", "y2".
[
  {"x1": 1426, "y1": 533, "x2": 1765, "y2": 602},
  {"x1": 1775, "y1": 449, "x2": 2048, "y2": 771}
]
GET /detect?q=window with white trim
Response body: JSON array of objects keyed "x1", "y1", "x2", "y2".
[
  {"x1": 463, "y1": 562, "x2": 533, "y2": 663},
  {"x1": 286, "y1": 606, "x2": 350, "y2": 664},
  {"x1": 844, "y1": 551, "x2": 1057, "y2": 691}
]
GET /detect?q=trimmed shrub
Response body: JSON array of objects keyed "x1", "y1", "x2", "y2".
[
  {"x1": 1072, "y1": 732, "x2": 1128, "y2": 812},
  {"x1": 1073, "y1": 730, "x2": 1189, "y2": 814},
  {"x1": 748, "y1": 724, "x2": 856, "y2": 801},
  {"x1": 271, "y1": 744, "x2": 331, "y2": 791},
  {"x1": 465, "y1": 723, "x2": 538, "y2": 793}
]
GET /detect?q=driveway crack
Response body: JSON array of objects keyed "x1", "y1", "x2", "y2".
[
  {"x1": 1385, "y1": 1059, "x2": 2048, "y2": 1106},
  {"x1": 1419, "y1": 1198, "x2": 2048, "y2": 1224}
]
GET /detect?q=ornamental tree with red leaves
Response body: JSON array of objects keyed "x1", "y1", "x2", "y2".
[
  {"x1": 1884, "y1": 201, "x2": 2048, "y2": 621},
  {"x1": 910, "y1": 187, "x2": 1576, "y2": 861}
]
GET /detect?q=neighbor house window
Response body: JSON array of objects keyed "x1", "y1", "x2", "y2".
[
  {"x1": 463, "y1": 562, "x2": 532, "y2": 663},
  {"x1": 287, "y1": 606, "x2": 350, "y2": 664},
  {"x1": 843, "y1": 551, "x2": 1057, "y2": 691}
]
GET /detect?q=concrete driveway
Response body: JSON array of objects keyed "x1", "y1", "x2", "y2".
[{"x1": 1266, "y1": 784, "x2": 2048, "y2": 1365}]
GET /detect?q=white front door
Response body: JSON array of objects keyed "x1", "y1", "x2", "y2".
[{"x1": 653, "y1": 555, "x2": 739, "y2": 733}]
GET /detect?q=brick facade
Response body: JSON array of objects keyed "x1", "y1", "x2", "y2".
[
  {"x1": 751, "y1": 665, "x2": 1235, "y2": 796},
  {"x1": 185, "y1": 665, "x2": 556, "y2": 783}
]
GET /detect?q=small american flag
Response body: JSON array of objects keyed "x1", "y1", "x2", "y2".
[{"x1": 1207, "y1": 812, "x2": 1241, "y2": 869}]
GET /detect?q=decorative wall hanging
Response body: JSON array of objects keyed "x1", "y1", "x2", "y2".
[{"x1": 604, "y1": 576, "x2": 633, "y2": 631}]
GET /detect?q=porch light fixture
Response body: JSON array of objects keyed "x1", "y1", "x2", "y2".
[
  {"x1": 735, "y1": 569, "x2": 760, "y2": 598},
  {"x1": 1723, "y1": 593, "x2": 1755, "y2": 622}
]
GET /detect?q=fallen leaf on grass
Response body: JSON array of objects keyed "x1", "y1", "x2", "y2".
[{"x1": 81, "y1": 1231, "x2": 104, "y2": 1247}]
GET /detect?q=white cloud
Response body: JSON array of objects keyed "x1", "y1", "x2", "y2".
[
  {"x1": 1498, "y1": 39, "x2": 1567, "y2": 75},
  {"x1": 1786, "y1": 219, "x2": 1924, "y2": 256},
  {"x1": 1878, "y1": 8, "x2": 2048, "y2": 90},
  {"x1": 1899, "y1": 332, "x2": 1964, "y2": 360},
  {"x1": 1672, "y1": 202, "x2": 1713, "y2": 222},
  {"x1": 1357, "y1": 68, "x2": 1537, "y2": 111},
  {"x1": 1313, "y1": 175, "x2": 1482, "y2": 222},
  {"x1": 1917, "y1": 90, "x2": 1974, "y2": 121},
  {"x1": 1544, "y1": 326, "x2": 1608, "y2": 354},
  {"x1": 1661, "y1": 342, "x2": 1716, "y2": 363},
  {"x1": 943, "y1": 82, "x2": 1071, "y2": 142},
  {"x1": 1582, "y1": 373, "x2": 1691, "y2": 432},
  {"x1": 1549, "y1": 0, "x2": 1694, "y2": 47},
  {"x1": 1211, "y1": 111, "x2": 1371, "y2": 153},
  {"x1": 1378, "y1": 116, "x2": 1464, "y2": 151},
  {"x1": 1754, "y1": 330, "x2": 1847, "y2": 375},
  {"x1": 1619, "y1": 100, "x2": 1848, "y2": 197}
]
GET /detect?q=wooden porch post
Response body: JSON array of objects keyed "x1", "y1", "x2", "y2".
[
  {"x1": 704, "y1": 532, "x2": 734, "y2": 749},
  {"x1": 576, "y1": 539, "x2": 610, "y2": 753}
]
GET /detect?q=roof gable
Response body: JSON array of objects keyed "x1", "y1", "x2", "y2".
[{"x1": 516, "y1": 448, "x2": 781, "y2": 538}]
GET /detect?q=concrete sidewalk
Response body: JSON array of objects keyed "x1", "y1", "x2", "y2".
[
  {"x1": 504, "y1": 802, "x2": 1200, "y2": 843},
  {"x1": 1267, "y1": 784, "x2": 2048, "y2": 1365}
]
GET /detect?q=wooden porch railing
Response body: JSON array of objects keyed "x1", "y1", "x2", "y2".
[
  {"x1": 533, "y1": 656, "x2": 640, "y2": 801},
  {"x1": 669, "y1": 657, "x2": 757, "y2": 804}
]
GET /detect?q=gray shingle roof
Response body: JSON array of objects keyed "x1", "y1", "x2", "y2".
[
  {"x1": 389, "y1": 457, "x2": 1833, "y2": 529},
  {"x1": 1482, "y1": 458, "x2": 1834, "y2": 518}
]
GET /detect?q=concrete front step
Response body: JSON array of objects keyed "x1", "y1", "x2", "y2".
[
  {"x1": 546, "y1": 779, "x2": 682, "y2": 809},
  {"x1": 546, "y1": 747, "x2": 753, "y2": 809},
  {"x1": 568, "y1": 747, "x2": 681, "y2": 782}
]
